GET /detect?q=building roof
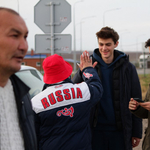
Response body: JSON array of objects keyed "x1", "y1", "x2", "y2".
[
  {"x1": 24, "y1": 54, "x2": 47, "y2": 59},
  {"x1": 64, "y1": 58, "x2": 79, "y2": 63}
]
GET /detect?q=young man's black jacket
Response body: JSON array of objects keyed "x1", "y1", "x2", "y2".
[
  {"x1": 72, "y1": 49, "x2": 142, "y2": 150},
  {"x1": 10, "y1": 74, "x2": 37, "y2": 150}
]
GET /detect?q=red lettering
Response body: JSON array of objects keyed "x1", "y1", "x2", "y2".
[
  {"x1": 48, "y1": 93, "x2": 56, "y2": 105},
  {"x1": 77, "y1": 88, "x2": 82, "y2": 98},
  {"x1": 63, "y1": 89, "x2": 71, "y2": 100},
  {"x1": 71, "y1": 88, "x2": 75, "y2": 99},
  {"x1": 41, "y1": 97, "x2": 50, "y2": 109},
  {"x1": 55, "y1": 90, "x2": 64, "y2": 102},
  {"x1": 41, "y1": 88, "x2": 83, "y2": 108}
]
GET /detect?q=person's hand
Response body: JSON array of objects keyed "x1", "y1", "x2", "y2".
[
  {"x1": 129, "y1": 98, "x2": 139, "y2": 110},
  {"x1": 77, "y1": 51, "x2": 97, "y2": 71},
  {"x1": 139, "y1": 102, "x2": 150, "y2": 111},
  {"x1": 132, "y1": 137, "x2": 140, "y2": 148}
]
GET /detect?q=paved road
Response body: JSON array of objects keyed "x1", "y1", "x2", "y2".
[
  {"x1": 134, "y1": 119, "x2": 147, "y2": 150},
  {"x1": 133, "y1": 68, "x2": 148, "y2": 150},
  {"x1": 136, "y1": 68, "x2": 150, "y2": 74}
]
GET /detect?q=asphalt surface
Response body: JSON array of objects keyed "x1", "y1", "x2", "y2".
[
  {"x1": 133, "y1": 68, "x2": 148, "y2": 150},
  {"x1": 136, "y1": 68, "x2": 150, "y2": 75},
  {"x1": 134, "y1": 119, "x2": 147, "y2": 150}
]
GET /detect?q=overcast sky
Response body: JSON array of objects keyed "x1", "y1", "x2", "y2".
[{"x1": 1, "y1": 0, "x2": 150, "y2": 53}]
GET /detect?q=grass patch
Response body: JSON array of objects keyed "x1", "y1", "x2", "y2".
[{"x1": 139, "y1": 74, "x2": 150, "y2": 99}]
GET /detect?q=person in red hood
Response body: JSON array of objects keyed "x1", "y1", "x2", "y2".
[{"x1": 31, "y1": 52, "x2": 103, "y2": 150}]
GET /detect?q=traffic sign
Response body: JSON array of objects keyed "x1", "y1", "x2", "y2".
[
  {"x1": 34, "y1": 0, "x2": 71, "y2": 33},
  {"x1": 35, "y1": 34, "x2": 72, "y2": 53}
]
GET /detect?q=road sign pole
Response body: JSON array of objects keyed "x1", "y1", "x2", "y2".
[
  {"x1": 35, "y1": 34, "x2": 71, "y2": 53},
  {"x1": 50, "y1": 2, "x2": 54, "y2": 55}
]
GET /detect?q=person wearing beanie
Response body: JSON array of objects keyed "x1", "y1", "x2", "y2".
[{"x1": 31, "y1": 51, "x2": 103, "y2": 150}]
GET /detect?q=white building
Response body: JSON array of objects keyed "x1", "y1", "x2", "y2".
[{"x1": 139, "y1": 54, "x2": 150, "y2": 68}]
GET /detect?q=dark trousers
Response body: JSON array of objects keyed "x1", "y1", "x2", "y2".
[{"x1": 92, "y1": 130, "x2": 125, "y2": 150}]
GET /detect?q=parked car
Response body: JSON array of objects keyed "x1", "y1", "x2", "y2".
[{"x1": 15, "y1": 65, "x2": 44, "y2": 98}]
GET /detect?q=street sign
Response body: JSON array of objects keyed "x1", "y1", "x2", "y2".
[
  {"x1": 34, "y1": 0, "x2": 72, "y2": 55},
  {"x1": 34, "y1": 0, "x2": 71, "y2": 33},
  {"x1": 35, "y1": 34, "x2": 72, "y2": 53}
]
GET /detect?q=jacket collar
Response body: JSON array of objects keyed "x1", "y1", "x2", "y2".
[
  {"x1": 42, "y1": 78, "x2": 73, "y2": 91},
  {"x1": 10, "y1": 74, "x2": 30, "y2": 99},
  {"x1": 93, "y1": 48, "x2": 129, "y2": 68},
  {"x1": 10, "y1": 74, "x2": 30, "y2": 114}
]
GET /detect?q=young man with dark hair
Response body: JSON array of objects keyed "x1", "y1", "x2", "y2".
[
  {"x1": 73, "y1": 26, "x2": 142, "y2": 150},
  {"x1": 0, "y1": 7, "x2": 37, "y2": 150}
]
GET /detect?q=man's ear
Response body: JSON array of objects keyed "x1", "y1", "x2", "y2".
[{"x1": 115, "y1": 41, "x2": 119, "y2": 48}]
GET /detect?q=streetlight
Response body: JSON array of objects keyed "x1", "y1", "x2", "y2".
[
  {"x1": 17, "y1": 0, "x2": 19, "y2": 13},
  {"x1": 103, "y1": 8, "x2": 120, "y2": 26},
  {"x1": 80, "y1": 16, "x2": 96, "y2": 53},
  {"x1": 73, "y1": 0, "x2": 84, "y2": 72},
  {"x1": 120, "y1": 31, "x2": 130, "y2": 52},
  {"x1": 136, "y1": 34, "x2": 145, "y2": 61}
]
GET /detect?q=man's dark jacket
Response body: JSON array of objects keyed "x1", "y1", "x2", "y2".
[
  {"x1": 10, "y1": 74, "x2": 37, "y2": 150},
  {"x1": 72, "y1": 49, "x2": 142, "y2": 150}
]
